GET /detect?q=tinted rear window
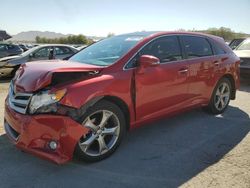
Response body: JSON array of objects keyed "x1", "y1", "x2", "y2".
[
  {"x1": 209, "y1": 39, "x2": 226, "y2": 55},
  {"x1": 182, "y1": 36, "x2": 213, "y2": 58}
]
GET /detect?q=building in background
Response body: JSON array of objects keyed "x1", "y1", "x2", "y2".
[{"x1": 0, "y1": 30, "x2": 11, "y2": 41}]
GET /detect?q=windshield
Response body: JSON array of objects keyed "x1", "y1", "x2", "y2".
[
  {"x1": 20, "y1": 46, "x2": 40, "y2": 56},
  {"x1": 236, "y1": 39, "x2": 250, "y2": 50},
  {"x1": 69, "y1": 35, "x2": 144, "y2": 66}
]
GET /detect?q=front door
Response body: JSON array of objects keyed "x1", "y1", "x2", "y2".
[{"x1": 135, "y1": 36, "x2": 190, "y2": 121}]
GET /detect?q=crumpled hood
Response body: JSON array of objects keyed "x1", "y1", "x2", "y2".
[{"x1": 13, "y1": 60, "x2": 104, "y2": 92}]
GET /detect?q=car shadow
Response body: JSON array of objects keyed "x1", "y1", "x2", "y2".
[{"x1": 0, "y1": 106, "x2": 249, "y2": 188}]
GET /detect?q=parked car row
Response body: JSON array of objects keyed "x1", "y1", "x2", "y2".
[
  {"x1": 0, "y1": 43, "x2": 23, "y2": 58},
  {"x1": 0, "y1": 44, "x2": 78, "y2": 77}
]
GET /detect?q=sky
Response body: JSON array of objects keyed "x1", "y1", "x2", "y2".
[{"x1": 1, "y1": 0, "x2": 250, "y2": 36}]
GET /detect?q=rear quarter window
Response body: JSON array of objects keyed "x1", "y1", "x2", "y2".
[
  {"x1": 182, "y1": 36, "x2": 213, "y2": 58},
  {"x1": 209, "y1": 39, "x2": 226, "y2": 55},
  {"x1": 55, "y1": 47, "x2": 73, "y2": 55}
]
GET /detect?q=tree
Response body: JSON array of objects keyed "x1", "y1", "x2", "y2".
[
  {"x1": 35, "y1": 34, "x2": 91, "y2": 44},
  {"x1": 107, "y1": 33, "x2": 115, "y2": 37}
]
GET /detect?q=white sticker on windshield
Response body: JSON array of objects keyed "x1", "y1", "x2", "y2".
[{"x1": 125, "y1": 37, "x2": 143, "y2": 41}]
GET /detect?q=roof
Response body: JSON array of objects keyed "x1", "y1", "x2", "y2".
[
  {"x1": 38, "y1": 44, "x2": 75, "y2": 47},
  {"x1": 117, "y1": 31, "x2": 221, "y2": 40},
  {"x1": 0, "y1": 30, "x2": 11, "y2": 40}
]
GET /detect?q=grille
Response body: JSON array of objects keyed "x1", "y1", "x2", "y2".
[
  {"x1": 240, "y1": 58, "x2": 250, "y2": 66},
  {"x1": 8, "y1": 82, "x2": 32, "y2": 114}
]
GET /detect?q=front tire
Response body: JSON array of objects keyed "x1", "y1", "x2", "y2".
[
  {"x1": 74, "y1": 100, "x2": 126, "y2": 162},
  {"x1": 206, "y1": 78, "x2": 232, "y2": 114}
]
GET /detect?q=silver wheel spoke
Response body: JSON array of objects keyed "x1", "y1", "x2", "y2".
[
  {"x1": 215, "y1": 99, "x2": 220, "y2": 108},
  {"x1": 221, "y1": 83, "x2": 226, "y2": 93},
  {"x1": 222, "y1": 92, "x2": 230, "y2": 98},
  {"x1": 102, "y1": 126, "x2": 119, "y2": 136},
  {"x1": 97, "y1": 135, "x2": 108, "y2": 154},
  {"x1": 79, "y1": 134, "x2": 98, "y2": 152},
  {"x1": 99, "y1": 110, "x2": 113, "y2": 128},
  {"x1": 84, "y1": 117, "x2": 98, "y2": 132},
  {"x1": 220, "y1": 98, "x2": 225, "y2": 107},
  {"x1": 216, "y1": 90, "x2": 221, "y2": 96}
]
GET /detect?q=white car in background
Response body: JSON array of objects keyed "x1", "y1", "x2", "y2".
[{"x1": 234, "y1": 38, "x2": 250, "y2": 79}]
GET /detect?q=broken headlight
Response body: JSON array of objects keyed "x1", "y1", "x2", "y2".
[{"x1": 29, "y1": 89, "x2": 67, "y2": 114}]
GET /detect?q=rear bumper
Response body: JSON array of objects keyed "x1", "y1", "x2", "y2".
[{"x1": 4, "y1": 99, "x2": 88, "y2": 164}]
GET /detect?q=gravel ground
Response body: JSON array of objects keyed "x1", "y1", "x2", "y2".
[{"x1": 0, "y1": 79, "x2": 249, "y2": 188}]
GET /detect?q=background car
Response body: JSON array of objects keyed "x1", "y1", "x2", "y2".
[
  {"x1": 0, "y1": 44, "x2": 78, "y2": 77},
  {"x1": 18, "y1": 44, "x2": 29, "y2": 52},
  {"x1": 234, "y1": 38, "x2": 250, "y2": 79},
  {"x1": 0, "y1": 43, "x2": 23, "y2": 58},
  {"x1": 229, "y1": 38, "x2": 246, "y2": 50}
]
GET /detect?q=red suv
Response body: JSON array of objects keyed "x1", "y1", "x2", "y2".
[{"x1": 4, "y1": 32, "x2": 240, "y2": 163}]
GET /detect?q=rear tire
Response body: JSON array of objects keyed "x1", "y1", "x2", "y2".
[
  {"x1": 206, "y1": 78, "x2": 232, "y2": 114},
  {"x1": 74, "y1": 100, "x2": 126, "y2": 162}
]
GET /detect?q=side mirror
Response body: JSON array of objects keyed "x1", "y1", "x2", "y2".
[{"x1": 138, "y1": 55, "x2": 160, "y2": 68}]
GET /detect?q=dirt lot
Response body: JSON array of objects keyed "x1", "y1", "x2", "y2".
[{"x1": 0, "y1": 80, "x2": 249, "y2": 188}]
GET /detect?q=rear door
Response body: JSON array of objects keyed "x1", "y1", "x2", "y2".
[
  {"x1": 180, "y1": 35, "x2": 215, "y2": 103},
  {"x1": 134, "y1": 35, "x2": 190, "y2": 121}
]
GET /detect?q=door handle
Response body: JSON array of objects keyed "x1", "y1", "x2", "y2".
[
  {"x1": 214, "y1": 61, "x2": 219, "y2": 66},
  {"x1": 178, "y1": 68, "x2": 188, "y2": 74}
]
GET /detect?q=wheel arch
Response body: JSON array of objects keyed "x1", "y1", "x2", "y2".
[
  {"x1": 79, "y1": 95, "x2": 131, "y2": 131},
  {"x1": 221, "y1": 74, "x2": 236, "y2": 100}
]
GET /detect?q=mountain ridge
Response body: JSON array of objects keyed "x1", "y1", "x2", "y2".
[{"x1": 8, "y1": 31, "x2": 103, "y2": 42}]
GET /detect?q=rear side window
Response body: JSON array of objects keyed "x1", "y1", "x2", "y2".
[
  {"x1": 209, "y1": 39, "x2": 226, "y2": 55},
  {"x1": 182, "y1": 36, "x2": 213, "y2": 58},
  {"x1": 141, "y1": 36, "x2": 183, "y2": 63},
  {"x1": 55, "y1": 47, "x2": 73, "y2": 55}
]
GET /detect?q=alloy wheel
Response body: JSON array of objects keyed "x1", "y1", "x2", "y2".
[
  {"x1": 78, "y1": 110, "x2": 120, "y2": 157},
  {"x1": 214, "y1": 82, "x2": 230, "y2": 111}
]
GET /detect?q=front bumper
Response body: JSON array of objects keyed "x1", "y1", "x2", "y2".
[{"x1": 4, "y1": 99, "x2": 89, "y2": 164}]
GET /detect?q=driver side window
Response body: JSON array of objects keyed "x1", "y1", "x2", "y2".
[
  {"x1": 140, "y1": 36, "x2": 183, "y2": 63},
  {"x1": 33, "y1": 47, "x2": 53, "y2": 59}
]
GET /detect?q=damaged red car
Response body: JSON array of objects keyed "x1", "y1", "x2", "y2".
[{"x1": 4, "y1": 31, "x2": 240, "y2": 164}]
